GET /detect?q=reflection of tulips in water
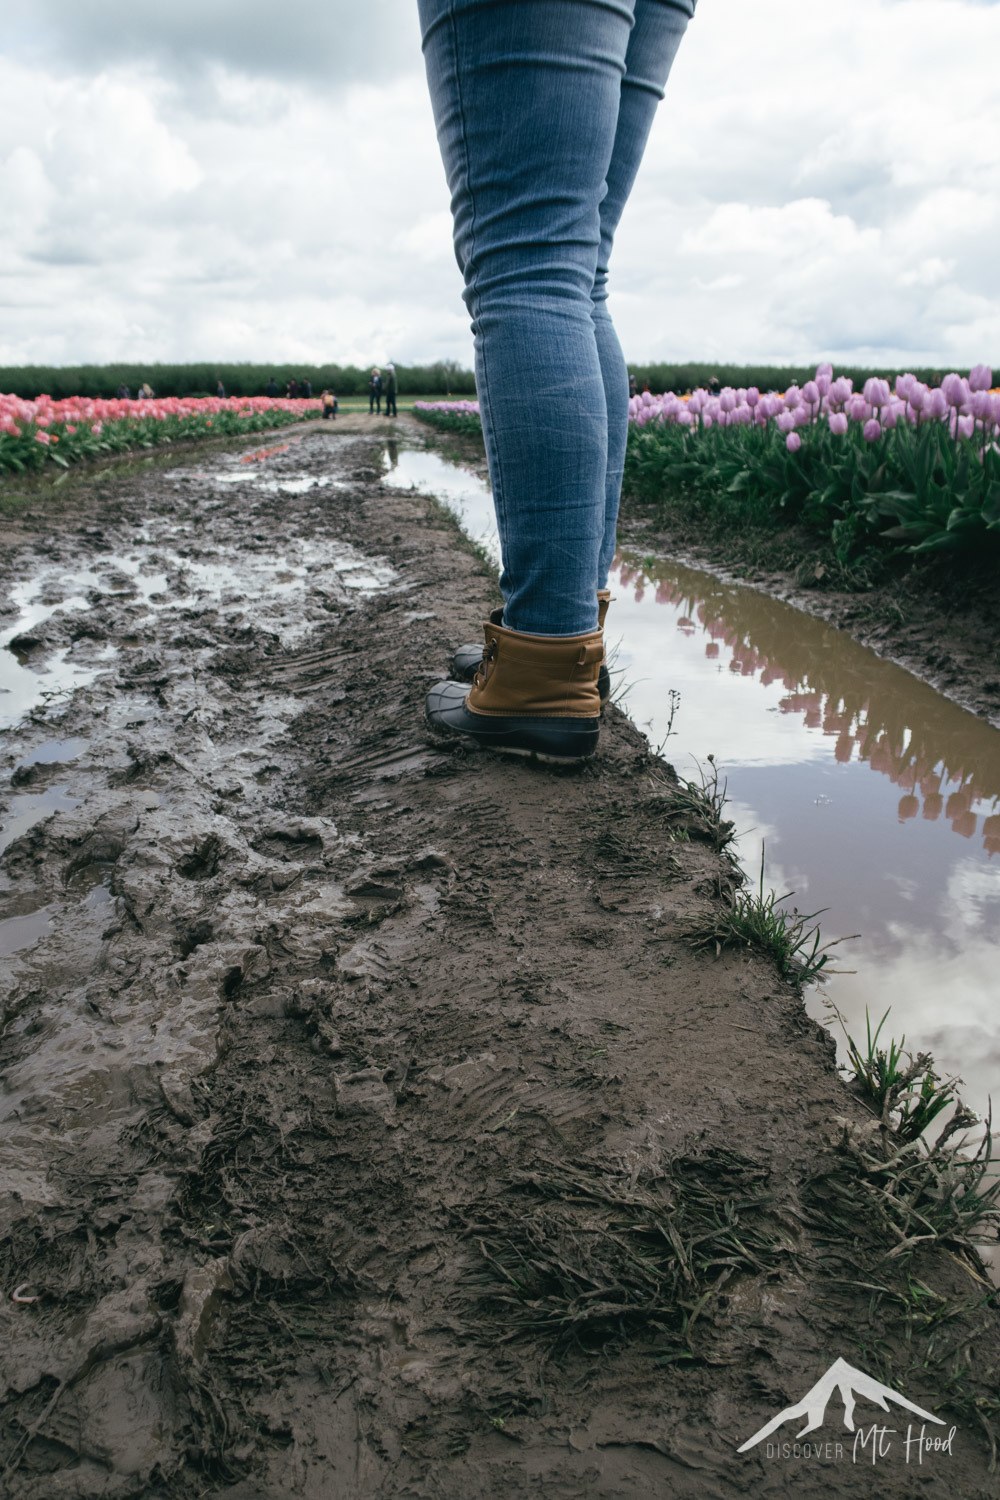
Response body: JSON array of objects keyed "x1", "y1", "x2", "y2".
[{"x1": 613, "y1": 549, "x2": 1000, "y2": 856}]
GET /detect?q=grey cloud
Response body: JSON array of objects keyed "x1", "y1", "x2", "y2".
[{"x1": 8, "y1": 3, "x2": 421, "y2": 90}]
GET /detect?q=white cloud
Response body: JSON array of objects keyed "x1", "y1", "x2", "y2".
[{"x1": 0, "y1": 0, "x2": 998, "y2": 370}]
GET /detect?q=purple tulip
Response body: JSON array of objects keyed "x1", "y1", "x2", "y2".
[
  {"x1": 926, "y1": 388, "x2": 948, "y2": 421},
  {"x1": 863, "y1": 418, "x2": 882, "y2": 442},
  {"x1": 786, "y1": 431, "x2": 801, "y2": 453},
  {"x1": 863, "y1": 377, "x2": 891, "y2": 408},
  {"x1": 784, "y1": 385, "x2": 802, "y2": 409},
  {"x1": 828, "y1": 412, "x2": 848, "y2": 436},
  {"x1": 941, "y1": 373, "x2": 969, "y2": 408},
  {"x1": 776, "y1": 410, "x2": 796, "y2": 434},
  {"x1": 846, "y1": 394, "x2": 869, "y2": 423},
  {"x1": 969, "y1": 364, "x2": 993, "y2": 393},
  {"x1": 815, "y1": 362, "x2": 833, "y2": 381},
  {"x1": 907, "y1": 382, "x2": 927, "y2": 412},
  {"x1": 956, "y1": 413, "x2": 975, "y2": 440},
  {"x1": 815, "y1": 371, "x2": 832, "y2": 398},
  {"x1": 746, "y1": 386, "x2": 760, "y2": 408},
  {"x1": 895, "y1": 373, "x2": 915, "y2": 401},
  {"x1": 829, "y1": 376, "x2": 853, "y2": 406},
  {"x1": 720, "y1": 388, "x2": 737, "y2": 413},
  {"x1": 802, "y1": 380, "x2": 819, "y2": 405}
]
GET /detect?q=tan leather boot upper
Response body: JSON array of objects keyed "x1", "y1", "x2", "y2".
[
  {"x1": 467, "y1": 620, "x2": 603, "y2": 719},
  {"x1": 597, "y1": 588, "x2": 612, "y2": 631}
]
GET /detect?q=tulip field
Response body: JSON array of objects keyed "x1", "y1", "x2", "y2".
[
  {"x1": 414, "y1": 365, "x2": 1000, "y2": 561},
  {"x1": 0, "y1": 393, "x2": 321, "y2": 475}
]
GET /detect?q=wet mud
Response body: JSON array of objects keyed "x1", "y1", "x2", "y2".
[{"x1": 2, "y1": 417, "x2": 999, "y2": 1498}]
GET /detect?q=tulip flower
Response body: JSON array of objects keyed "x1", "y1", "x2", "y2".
[
  {"x1": 863, "y1": 418, "x2": 882, "y2": 441},
  {"x1": 969, "y1": 364, "x2": 993, "y2": 393}
]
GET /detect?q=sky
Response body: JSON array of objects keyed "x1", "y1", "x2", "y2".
[{"x1": 1, "y1": 0, "x2": 998, "y2": 373}]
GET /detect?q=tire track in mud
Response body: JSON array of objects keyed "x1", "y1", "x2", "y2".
[{"x1": 1, "y1": 424, "x2": 999, "y2": 1498}]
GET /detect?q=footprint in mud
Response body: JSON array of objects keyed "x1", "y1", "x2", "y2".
[{"x1": 176, "y1": 834, "x2": 223, "y2": 881}]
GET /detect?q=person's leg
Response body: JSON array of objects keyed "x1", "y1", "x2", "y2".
[
  {"x1": 418, "y1": 0, "x2": 636, "y2": 636},
  {"x1": 593, "y1": 0, "x2": 695, "y2": 589}
]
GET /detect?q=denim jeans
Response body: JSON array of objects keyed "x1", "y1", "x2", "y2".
[{"x1": 419, "y1": 0, "x2": 695, "y2": 635}]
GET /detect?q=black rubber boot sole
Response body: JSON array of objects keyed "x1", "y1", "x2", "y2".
[
  {"x1": 450, "y1": 642, "x2": 611, "y2": 708},
  {"x1": 426, "y1": 680, "x2": 599, "y2": 764}
]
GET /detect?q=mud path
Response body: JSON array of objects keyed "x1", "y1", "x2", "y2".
[{"x1": 1, "y1": 421, "x2": 999, "y2": 1498}]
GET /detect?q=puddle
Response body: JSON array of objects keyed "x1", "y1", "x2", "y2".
[
  {"x1": 0, "y1": 903, "x2": 52, "y2": 956},
  {"x1": 610, "y1": 549, "x2": 1000, "y2": 1126},
  {"x1": 19, "y1": 737, "x2": 89, "y2": 767},
  {"x1": 382, "y1": 444, "x2": 499, "y2": 564},
  {"x1": 0, "y1": 787, "x2": 82, "y2": 856}
]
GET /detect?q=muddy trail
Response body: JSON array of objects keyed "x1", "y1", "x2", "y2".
[{"x1": 1, "y1": 417, "x2": 999, "y2": 1499}]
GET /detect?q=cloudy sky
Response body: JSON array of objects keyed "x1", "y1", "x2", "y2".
[{"x1": 2, "y1": 0, "x2": 998, "y2": 372}]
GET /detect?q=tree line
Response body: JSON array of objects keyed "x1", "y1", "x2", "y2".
[{"x1": 0, "y1": 359, "x2": 981, "y2": 401}]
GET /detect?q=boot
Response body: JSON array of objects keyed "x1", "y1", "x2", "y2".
[
  {"x1": 426, "y1": 618, "x2": 602, "y2": 763},
  {"x1": 450, "y1": 593, "x2": 613, "y2": 706}
]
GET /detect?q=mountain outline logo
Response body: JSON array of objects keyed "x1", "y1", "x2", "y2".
[{"x1": 738, "y1": 1356, "x2": 944, "y2": 1453}]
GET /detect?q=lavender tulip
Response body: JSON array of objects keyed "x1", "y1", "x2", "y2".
[
  {"x1": 940, "y1": 373, "x2": 969, "y2": 407},
  {"x1": 863, "y1": 418, "x2": 882, "y2": 442},
  {"x1": 969, "y1": 364, "x2": 993, "y2": 393},
  {"x1": 802, "y1": 380, "x2": 819, "y2": 405},
  {"x1": 863, "y1": 377, "x2": 891, "y2": 408},
  {"x1": 786, "y1": 431, "x2": 801, "y2": 453},
  {"x1": 828, "y1": 412, "x2": 848, "y2": 436},
  {"x1": 926, "y1": 388, "x2": 948, "y2": 421}
]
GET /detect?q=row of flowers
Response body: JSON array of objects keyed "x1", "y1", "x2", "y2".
[
  {"x1": 630, "y1": 364, "x2": 999, "y2": 453},
  {"x1": 414, "y1": 366, "x2": 1000, "y2": 559},
  {"x1": 0, "y1": 394, "x2": 322, "y2": 474}
]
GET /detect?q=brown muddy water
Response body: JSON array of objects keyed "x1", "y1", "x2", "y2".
[{"x1": 385, "y1": 446, "x2": 1000, "y2": 1135}]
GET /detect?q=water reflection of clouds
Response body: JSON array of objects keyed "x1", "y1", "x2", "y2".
[
  {"x1": 612, "y1": 547, "x2": 1000, "y2": 1124},
  {"x1": 614, "y1": 550, "x2": 1000, "y2": 857}
]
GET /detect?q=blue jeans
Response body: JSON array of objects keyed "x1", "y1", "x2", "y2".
[{"x1": 419, "y1": 0, "x2": 695, "y2": 635}]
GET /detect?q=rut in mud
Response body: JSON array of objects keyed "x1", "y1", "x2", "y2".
[{"x1": 1, "y1": 419, "x2": 999, "y2": 1499}]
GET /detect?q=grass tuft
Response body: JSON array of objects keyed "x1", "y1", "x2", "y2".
[{"x1": 688, "y1": 845, "x2": 856, "y2": 986}]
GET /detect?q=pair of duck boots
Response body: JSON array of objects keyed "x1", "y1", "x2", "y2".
[{"x1": 425, "y1": 592, "x2": 612, "y2": 766}]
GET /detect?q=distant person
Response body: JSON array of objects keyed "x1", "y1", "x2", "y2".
[
  {"x1": 287, "y1": 378, "x2": 299, "y2": 399},
  {"x1": 321, "y1": 389, "x2": 338, "y2": 419},
  {"x1": 116, "y1": 382, "x2": 131, "y2": 399},
  {"x1": 139, "y1": 382, "x2": 154, "y2": 398},
  {"x1": 216, "y1": 378, "x2": 226, "y2": 398},
  {"x1": 383, "y1": 362, "x2": 398, "y2": 417},
  {"x1": 266, "y1": 376, "x2": 279, "y2": 398},
  {"x1": 708, "y1": 375, "x2": 720, "y2": 394},
  {"x1": 368, "y1": 368, "x2": 382, "y2": 414},
  {"x1": 301, "y1": 377, "x2": 313, "y2": 398}
]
